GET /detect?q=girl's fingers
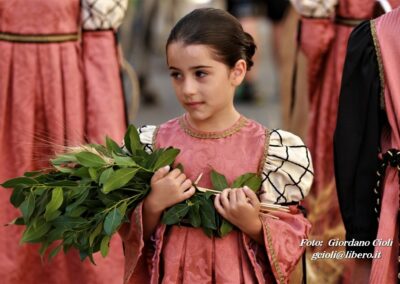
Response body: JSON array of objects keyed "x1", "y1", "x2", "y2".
[
  {"x1": 182, "y1": 186, "x2": 196, "y2": 199},
  {"x1": 176, "y1": 173, "x2": 187, "y2": 184},
  {"x1": 228, "y1": 188, "x2": 237, "y2": 205},
  {"x1": 167, "y1": 168, "x2": 182, "y2": 178},
  {"x1": 220, "y1": 188, "x2": 231, "y2": 208},
  {"x1": 180, "y1": 179, "x2": 192, "y2": 191},
  {"x1": 152, "y1": 165, "x2": 170, "y2": 182},
  {"x1": 214, "y1": 194, "x2": 226, "y2": 216},
  {"x1": 242, "y1": 186, "x2": 259, "y2": 207},
  {"x1": 236, "y1": 188, "x2": 248, "y2": 203}
]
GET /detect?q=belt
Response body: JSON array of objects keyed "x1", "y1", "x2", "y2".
[
  {"x1": 335, "y1": 16, "x2": 368, "y2": 27},
  {"x1": 0, "y1": 32, "x2": 79, "y2": 43}
]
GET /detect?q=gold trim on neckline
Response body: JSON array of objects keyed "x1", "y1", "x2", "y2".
[
  {"x1": 0, "y1": 32, "x2": 79, "y2": 43},
  {"x1": 179, "y1": 115, "x2": 248, "y2": 139}
]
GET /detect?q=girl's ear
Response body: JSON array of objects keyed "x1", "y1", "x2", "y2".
[{"x1": 230, "y1": 59, "x2": 247, "y2": 87}]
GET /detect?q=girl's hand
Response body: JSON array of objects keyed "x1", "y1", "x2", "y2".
[
  {"x1": 145, "y1": 165, "x2": 195, "y2": 213},
  {"x1": 214, "y1": 186, "x2": 263, "y2": 242}
]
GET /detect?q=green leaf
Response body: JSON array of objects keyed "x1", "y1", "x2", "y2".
[
  {"x1": 23, "y1": 170, "x2": 43, "y2": 177},
  {"x1": 112, "y1": 152, "x2": 137, "y2": 167},
  {"x1": 199, "y1": 198, "x2": 217, "y2": 230},
  {"x1": 50, "y1": 154, "x2": 78, "y2": 165},
  {"x1": 20, "y1": 193, "x2": 35, "y2": 222},
  {"x1": 118, "y1": 201, "x2": 128, "y2": 217},
  {"x1": 1, "y1": 177, "x2": 38, "y2": 188},
  {"x1": 104, "y1": 208, "x2": 123, "y2": 235},
  {"x1": 51, "y1": 216, "x2": 87, "y2": 230},
  {"x1": 45, "y1": 180, "x2": 78, "y2": 187},
  {"x1": 161, "y1": 204, "x2": 190, "y2": 225},
  {"x1": 48, "y1": 244, "x2": 63, "y2": 261},
  {"x1": 100, "y1": 235, "x2": 110, "y2": 257},
  {"x1": 106, "y1": 136, "x2": 123, "y2": 154},
  {"x1": 75, "y1": 152, "x2": 106, "y2": 168},
  {"x1": 242, "y1": 174, "x2": 262, "y2": 192},
  {"x1": 102, "y1": 168, "x2": 139, "y2": 194},
  {"x1": 187, "y1": 203, "x2": 201, "y2": 227},
  {"x1": 99, "y1": 168, "x2": 114, "y2": 185},
  {"x1": 71, "y1": 167, "x2": 90, "y2": 179},
  {"x1": 89, "y1": 222, "x2": 103, "y2": 246},
  {"x1": 210, "y1": 170, "x2": 228, "y2": 191},
  {"x1": 219, "y1": 220, "x2": 233, "y2": 237},
  {"x1": 10, "y1": 187, "x2": 26, "y2": 207},
  {"x1": 124, "y1": 125, "x2": 141, "y2": 154},
  {"x1": 88, "y1": 168, "x2": 98, "y2": 181},
  {"x1": 45, "y1": 187, "x2": 64, "y2": 220},
  {"x1": 232, "y1": 173, "x2": 261, "y2": 191},
  {"x1": 65, "y1": 189, "x2": 90, "y2": 212},
  {"x1": 45, "y1": 210, "x2": 61, "y2": 222},
  {"x1": 66, "y1": 206, "x2": 87, "y2": 218},
  {"x1": 39, "y1": 242, "x2": 50, "y2": 257},
  {"x1": 21, "y1": 221, "x2": 51, "y2": 243},
  {"x1": 153, "y1": 148, "x2": 180, "y2": 171},
  {"x1": 53, "y1": 165, "x2": 73, "y2": 173}
]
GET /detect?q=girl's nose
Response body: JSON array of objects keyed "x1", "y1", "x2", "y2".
[{"x1": 182, "y1": 78, "x2": 196, "y2": 97}]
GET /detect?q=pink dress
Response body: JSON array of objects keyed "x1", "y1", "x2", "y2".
[
  {"x1": 370, "y1": 9, "x2": 400, "y2": 284},
  {"x1": 120, "y1": 115, "x2": 313, "y2": 284},
  {"x1": 0, "y1": 0, "x2": 126, "y2": 283},
  {"x1": 294, "y1": 1, "x2": 400, "y2": 281}
]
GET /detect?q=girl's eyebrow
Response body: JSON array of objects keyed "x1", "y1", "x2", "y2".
[{"x1": 169, "y1": 65, "x2": 212, "y2": 71}]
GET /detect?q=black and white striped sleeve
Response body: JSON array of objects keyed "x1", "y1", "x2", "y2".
[{"x1": 259, "y1": 129, "x2": 314, "y2": 204}]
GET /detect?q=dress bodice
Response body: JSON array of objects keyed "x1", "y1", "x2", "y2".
[
  {"x1": 0, "y1": 0, "x2": 79, "y2": 34},
  {"x1": 155, "y1": 115, "x2": 266, "y2": 189}
]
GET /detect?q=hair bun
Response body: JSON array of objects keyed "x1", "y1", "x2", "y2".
[{"x1": 243, "y1": 32, "x2": 256, "y2": 70}]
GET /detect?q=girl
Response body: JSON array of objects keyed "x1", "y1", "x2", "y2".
[{"x1": 120, "y1": 8, "x2": 313, "y2": 284}]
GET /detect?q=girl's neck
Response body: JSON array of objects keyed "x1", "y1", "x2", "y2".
[{"x1": 185, "y1": 108, "x2": 241, "y2": 133}]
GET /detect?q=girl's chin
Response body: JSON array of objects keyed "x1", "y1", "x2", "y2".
[{"x1": 185, "y1": 111, "x2": 210, "y2": 122}]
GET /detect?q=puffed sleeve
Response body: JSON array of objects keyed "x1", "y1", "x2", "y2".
[
  {"x1": 241, "y1": 129, "x2": 313, "y2": 283},
  {"x1": 259, "y1": 129, "x2": 314, "y2": 205},
  {"x1": 80, "y1": 0, "x2": 129, "y2": 143},
  {"x1": 138, "y1": 125, "x2": 158, "y2": 153}
]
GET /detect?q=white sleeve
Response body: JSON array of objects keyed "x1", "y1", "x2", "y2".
[
  {"x1": 138, "y1": 125, "x2": 157, "y2": 154},
  {"x1": 81, "y1": 0, "x2": 129, "y2": 30},
  {"x1": 259, "y1": 129, "x2": 314, "y2": 204},
  {"x1": 290, "y1": 0, "x2": 338, "y2": 18}
]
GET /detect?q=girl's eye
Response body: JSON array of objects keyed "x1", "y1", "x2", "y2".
[
  {"x1": 195, "y1": 70, "x2": 207, "y2": 78},
  {"x1": 170, "y1": 72, "x2": 182, "y2": 79}
]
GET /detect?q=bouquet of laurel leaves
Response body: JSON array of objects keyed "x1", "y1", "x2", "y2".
[{"x1": 1, "y1": 125, "x2": 261, "y2": 263}]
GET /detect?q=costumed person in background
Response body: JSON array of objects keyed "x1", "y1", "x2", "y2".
[
  {"x1": 290, "y1": 0, "x2": 400, "y2": 282},
  {"x1": 334, "y1": 6, "x2": 400, "y2": 284},
  {"x1": 120, "y1": 8, "x2": 314, "y2": 284},
  {"x1": 0, "y1": 0, "x2": 128, "y2": 283}
]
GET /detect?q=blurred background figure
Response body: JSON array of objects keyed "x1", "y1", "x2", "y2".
[
  {"x1": 291, "y1": 0, "x2": 400, "y2": 283},
  {"x1": 0, "y1": 0, "x2": 127, "y2": 283}
]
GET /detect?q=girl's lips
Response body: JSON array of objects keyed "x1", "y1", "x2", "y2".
[{"x1": 185, "y1": 102, "x2": 205, "y2": 107}]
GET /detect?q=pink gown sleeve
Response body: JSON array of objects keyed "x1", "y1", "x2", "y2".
[
  {"x1": 243, "y1": 212, "x2": 311, "y2": 283},
  {"x1": 244, "y1": 129, "x2": 313, "y2": 283},
  {"x1": 119, "y1": 202, "x2": 167, "y2": 284}
]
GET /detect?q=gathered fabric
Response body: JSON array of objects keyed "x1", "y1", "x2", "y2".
[{"x1": 0, "y1": 0, "x2": 127, "y2": 283}]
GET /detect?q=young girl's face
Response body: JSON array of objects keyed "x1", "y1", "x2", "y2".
[{"x1": 167, "y1": 42, "x2": 243, "y2": 122}]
